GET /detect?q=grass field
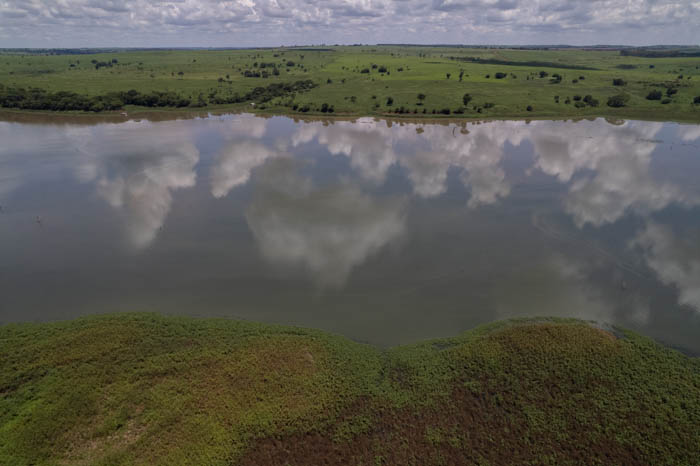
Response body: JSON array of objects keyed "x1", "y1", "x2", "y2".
[
  {"x1": 1, "y1": 313, "x2": 699, "y2": 465},
  {"x1": 2, "y1": 46, "x2": 700, "y2": 122}
]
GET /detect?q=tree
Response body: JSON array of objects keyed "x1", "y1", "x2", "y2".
[
  {"x1": 462, "y1": 93, "x2": 472, "y2": 106},
  {"x1": 495, "y1": 72, "x2": 507, "y2": 79},
  {"x1": 526, "y1": 105, "x2": 533, "y2": 111},
  {"x1": 694, "y1": 96, "x2": 700, "y2": 104},
  {"x1": 446, "y1": 73, "x2": 451, "y2": 79},
  {"x1": 607, "y1": 94, "x2": 629, "y2": 107},
  {"x1": 386, "y1": 96, "x2": 393, "y2": 106},
  {"x1": 417, "y1": 93, "x2": 426, "y2": 102},
  {"x1": 613, "y1": 78, "x2": 626, "y2": 86},
  {"x1": 646, "y1": 90, "x2": 663, "y2": 100}
]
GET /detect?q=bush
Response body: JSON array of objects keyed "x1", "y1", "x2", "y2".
[
  {"x1": 666, "y1": 87, "x2": 678, "y2": 97},
  {"x1": 463, "y1": 93, "x2": 472, "y2": 106},
  {"x1": 439, "y1": 108, "x2": 451, "y2": 115},
  {"x1": 647, "y1": 90, "x2": 663, "y2": 100},
  {"x1": 386, "y1": 97, "x2": 393, "y2": 106},
  {"x1": 613, "y1": 78, "x2": 627, "y2": 86},
  {"x1": 573, "y1": 95, "x2": 582, "y2": 101},
  {"x1": 360, "y1": 68, "x2": 370, "y2": 74},
  {"x1": 526, "y1": 105, "x2": 533, "y2": 111},
  {"x1": 483, "y1": 102, "x2": 494, "y2": 109},
  {"x1": 574, "y1": 101, "x2": 586, "y2": 108},
  {"x1": 583, "y1": 95, "x2": 599, "y2": 107},
  {"x1": 661, "y1": 98, "x2": 671, "y2": 105},
  {"x1": 607, "y1": 94, "x2": 630, "y2": 107},
  {"x1": 694, "y1": 96, "x2": 700, "y2": 104},
  {"x1": 378, "y1": 66, "x2": 387, "y2": 73},
  {"x1": 495, "y1": 72, "x2": 507, "y2": 79}
]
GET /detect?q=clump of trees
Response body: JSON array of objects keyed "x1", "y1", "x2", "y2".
[
  {"x1": 607, "y1": 93, "x2": 630, "y2": 107},
  {"x1": 583, "y1": 95, "x2": 599, "y2": 107},
  {"x1": 646, "y1": 90, "x2": 663, "y2": 100},
  {"x1": 0, "y1": 86, "x2": 190, "y2": 112},
  {"x1": 0, "y1": 79, "x2": 317, "y2": 112}
]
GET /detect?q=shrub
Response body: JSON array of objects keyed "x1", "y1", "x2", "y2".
[
  {"x1": 439, "y1": 108, "x2": 451, "y2": 115},
  {"x1": 607, "y1": 94, "x2": 629, "y2": 107},
  {"x1": 574, "y1": 101, "x2": 586, "y2": 108},
  {"x1": 613, "y1": 78, "x2": 626, "y2": 86},
  {"x1": 378, "y1": 66, "x2": 387, "y2": 73},
  {"x1": 360, "y1": 68, "x2": 370, "y2": 74},
  {"x1": 694, "y1": 96, "x2": 700, "y2": 104},
  {"x1": 463, "y1": 93, "x2": 472, "y2": 106},
  {"x1": 583, "y1": 95, "x2": 599, "y2": 107},
  {"x1": 483, "y1": 102, "x2": 494, "y2": 109},
  {"x1": 386, "y1": 97, "x2": 393, "y2": 106},
  {"x1": 666, "y1": 87, "x2": 678, "y2": 97},
  {"x1": 526, "y1": 105, "x2": 533, "y2": 111},
  {"x1": 573, "y1": 95, "x2": 582, "y2": 101},
  {"x1": 661, "y1": 98, "x2": 671, "y2": 104},
  {"x1": 495, "y1": 72, "x2": 507, "y2": 79},
  {"x1": 646, "y1": 90, "x2": 663, "y2": 100}
]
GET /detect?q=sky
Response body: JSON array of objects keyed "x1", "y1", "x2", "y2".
[{"x1": 0, "y1": 0, "x2": 699, "y2": 48}]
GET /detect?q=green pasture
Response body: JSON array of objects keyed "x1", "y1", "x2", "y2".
[{"x1": 1, "y1": 46, "x2": 700, "y2": 121}]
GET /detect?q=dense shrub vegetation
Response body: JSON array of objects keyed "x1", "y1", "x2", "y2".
[
  {"x1": 2, "y1": 315, "x2": 698, "y2": 465},
  {"x1": 0, "y1": 80, "x2": 316, "y2": 112},
  {"x1": 607, "y1": 93, "x2": 630, "y2": 107}
]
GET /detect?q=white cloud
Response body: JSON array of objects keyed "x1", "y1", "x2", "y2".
[{"x1": 1, "y1": 0, "x2": 699, "y2": 46}]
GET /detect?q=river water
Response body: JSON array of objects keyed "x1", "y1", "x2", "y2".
[{"x1": 1, "y1": 114, "x2": 699, "y2": 351}]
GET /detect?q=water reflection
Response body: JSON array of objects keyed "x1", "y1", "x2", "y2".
[
  {"x1": 1, "y1": 114, "x2": 699, "y2": 351},
  {"x1": 246, "y1": 158, "x2": 407, "y2": 288},
  {"x1": 74, "y1": 123, "x2": 200, "y2": 248},
  {"x1": 632, "y1": 222, "x2": 700, "y2": 310}
]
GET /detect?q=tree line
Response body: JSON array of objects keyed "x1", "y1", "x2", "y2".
[{"x1": 0, "y1": 80, "x2": 317, "y2": 112}]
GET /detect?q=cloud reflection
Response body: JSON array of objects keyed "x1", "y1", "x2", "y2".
[
  {"x1": 246, "y1": 158, "x2": 406, "y2": 288},
  {"x1": 632, "y1": 222, "x2": 700, "y2": 313},
  {"x1": 73, "y1": 122, "x2": 200, "y2": 248}
]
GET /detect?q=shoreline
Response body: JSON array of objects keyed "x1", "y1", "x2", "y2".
[{"x1": 1, "y1": 105, "x2": 699, "y2": 126}]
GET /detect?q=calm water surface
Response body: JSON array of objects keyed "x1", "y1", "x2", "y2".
[{"x1": 1, "y1": 114, "x2": 699, "y2": 351}]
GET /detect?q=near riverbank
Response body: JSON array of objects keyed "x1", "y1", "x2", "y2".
[{"x1": 1, "y1": 314, "x2": 698, "y2": 465}]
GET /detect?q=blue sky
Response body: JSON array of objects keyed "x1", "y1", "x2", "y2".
[{"x1": 0, "y1": 0, "x2": 698, "y2": 47}]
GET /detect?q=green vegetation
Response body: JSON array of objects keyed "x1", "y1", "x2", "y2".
[
  {"x1": 1, "y1": 314, "x2": 699, "y2": 465},
  {"x1": 1, "y1": 46, "x2": 700, "y2": 121}
]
